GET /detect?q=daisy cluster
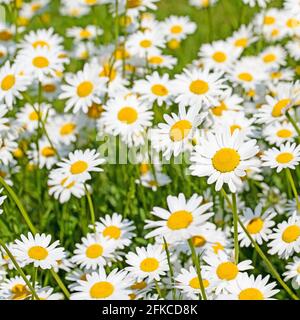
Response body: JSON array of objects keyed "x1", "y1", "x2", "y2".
[{"x1": 0, "y1": 0, "x2": 300, "y2": 301}]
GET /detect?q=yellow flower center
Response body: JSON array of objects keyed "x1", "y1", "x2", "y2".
[
  {"x1": 191, "y1": 235, "x2": 206, "y2": 247},
  {"x1": 90, "y1": 281, "x2": 114, "y2": 299},
  {"x1": 117, "y1": 107, "x2": 138, "y2": 124},
  {"x1": 276, "y1": 152, "x2": 294, "y2": 164},
  {"x1": 247, "y1": 218, "x2": 264, "y2": 234},
  {"x1": 85, "y1": 0, "x2": 97, "y2": 5},
  {"x1": 212, "y1": 242, "x2": 224, "y2": 254},
  {"x1": 282, "y1": 225, "x2": 300, "y2": 243},
  {"x1": 103, "y1": 226, "x2": 121, "y2": 239},
  {"x1": 11, "y1": 284, "x2": 30, "y2": 300},
  {"x1": 189, "y1": 80, "x2": 209, "y2": 95},
  {"x1": 276, "y1": 129, "x2": 292, "y2": 138},
  {"x1": 80, "y1": 29, "x2": 92, "y2": 39},
  {"x1": 271, "y1": 99, "x2": 291, "y2": 117},
  {"x1": 189, "y1": 277, "x2": 209, "y2": 289},
  {"x1": 43, "y1": 84, "x2": 56, "y2": 93},
  {"x1": 169, "y1": 120, "x2": 192, "y2": 142},
  {"x1": 127, "y1": 0, "x2": 142, "y2": 8},
  {"x1": 60, "y1": 123, "x2": 76, "y2": 135},
  {"x1": 77, "y1": 81, "x2": 94, "y2": 98},
  {"x1": 239, "y1": 288, "x2": 264, "y2": 300},
  {"x1": 263, "y1": 53, "x2": 276, "y2": 63},
  {"x1": 212, "y1": 51, "x2": 227, "y2": 63},
  {"x1": 140, "y1": 257, "x2": 159, "y2": 272},
  {"x1": 61, "y1": 177, "x2": 75, "y2": 189},
  {"x1": 28, "y1": 246, "x2": 48, "y2": 260},
  {"x1": 230, "y1": 124, "x2": 241, "y2": 135},
  {"x1": 216, "y1": 262, "x2": 238, "y2": 280},
  {"x1": 41, "y1": 147, "x2": 56, "y2": 157},
  {"x1": 0, "y1": 30, "x2": 12, "y2": 41},
  {"x1": 167, "y1": 210, "x2": 193, "y2": 230},
  {"x1": 32, "y1": 40, "x2": 49, "y2": 49},
  {"x1": 270, "y1": 71, "x2": 282, "y2": 79},
  {"x1": 234, "y1": 38, "x2": 248, "y2": 48},
  {"x1": 212, "y1": 148, "x2": 240, "y2": 173},
  {"x1": 264, "y1": 16, "x2": 275, "y2": 25},
  {"x1": 70, "y1": 160, "x2": 88, "y2": 174},
  {"x1": 32, "y1": 56, "x2": 49, "y2": 68},
  {"x1": 88, "y1": 103, "x2": 104, "y2": 119},
  {"x1": 131, "y1": 281, "x2": 147, "y2": 290},
  {"x1": 238, "y1": 72, "x2": 253, "y2": 82},
  {"x1": 86, "y1": 244, "x2": 103, "y2": 259},
  {"x1": 286, "y1": 18, "x2": 300, "y2": 29},
  {"x1": 211, "y1": 101, "x2": 227, "y2": 116},
  {"x1": 29, "y1": 111, "x2": 40, "y2": 121},
  {"x1": 171, "y1": 25, "x2": 183, "y2": 34},
  {"x1": 168, "y1": 39, "x2": 180, "y2": 49},
  {"x1": 148, "y1": 56, "x2": 164, "y2": 64},
  {"x1": 99, "y1": 64, "x2": 117, "y2": 81},
  {"x1": 1, "y1": 74, "x2": 16, "y2": 91},
  {"x1": 151, "y1": 84, "x2": 169, "y2": 96},
  {"x1": 140, "y1": 39, "x2": 152, "y2": 48}
]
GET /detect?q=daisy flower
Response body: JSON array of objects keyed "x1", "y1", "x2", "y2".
[
  {"x1": 268, "y1": 213, "x2": 300, "y2": 259},
  {"x1": 101, "y1": 95, "x2": 153, "y2": 147},
  {"x1": 59, "y1": 63, "x2": 108, "y2": 113},
  {"x1": 259, "y1": 46, "x2": 286, "y2": 69},
  {"x1": 55, "y1": 149, "x2": 105, "y2": 183},
  {"x1": 0, "y1": 61, "x2": 31, "y2": 108},
  {"x1": 172, "y1": 67, "x2": 227, "y2": 109},
  {"x1": 242, "y1": 0, "x2": 270, "y2": 7},
  {"x1": 203, "y1": 251, "x2": 253, "y2": 294},
  {"x1": 263, "y1": 121, "x2": 297, "y2": 146},
  {"x1": 261, "y1": 142, "x2": 300, "y2": 173},
  {"x1": 189, "y1": 0, "x2": 218, "y2": 8},
  {"x1": 126, "y1": 30, "x2": 165, "y2": 58},
  {"x1": 0, "y1": 275, "x2": 32, "y2": 300},
  {"x1": 125, "y1": 244, "x2": 168, "y2": 282},
  {"x1": 16, "y1": 46, "x2": 64, "y2": 81},
  {"x1": 93, "y1": 213, "x2": 136, "y2": 249},
  {"x1": 145, "y1": 193, "x2": 213, "y2": 243},
  {"x1": 71, "y1": 267, "x2": 132, "y2": 300},
  {"x1": 36, "y1": 287, "x2": 64, "y2": 300},
  {"x1": 67, "y1": 25, "x2": 103, "y2": 42},
  {"x1": 72, "y1": 233, "x2": 117, "y2": 270},
  {"x1": 238, "y1": 205, "x2": 276, "y2": 247},
  {"x1": 48, "y1": 171, "x2": 86, "y2": 203},
  {"x1": 133, "y1": 71, "x2": 173, "y2": 107},
  {"x1": 228, "y1": 25, "x2": 257, "y2": 50},
  {"x1": 199, "y1": 40, "x2": 242, "y2": 71},
  {"x1": 151, "y1": 105, "x2": 205, "y2": 160},
  {"x1": 190, "y1": 129, "x2": 260, "y2": 193},
  {"x1": 12, "y1": 233, "x2": 65, "y2": 269},
  {"x1": 162, "y1": 16, "x2": 196, "y2": 41},
  {"x1": 147, "y1": 51, "x2": 177, "y2": 69},
  {"x1": 219, "y1": 273, "x2": 279, "y2": 300},
  {"x1": 210, "y1": 89, "x2": 243, "y2": 117},
  {"x1": 175, "y1": 266, "x2": 215, "y2": 300},
  {"x1": 283, "y1": 256, "x2": 300, "y2": 290}
]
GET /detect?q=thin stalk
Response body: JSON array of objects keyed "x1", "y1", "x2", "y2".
[
  {"x1": 50, "y1": 269, "x2": 71, "y2": 299},
  {"x1": 231, "y1": 193, "x2": 239, "y2": 264},
  {"x1": 221, "y1": 189, "x2": 299, "y2": 300},
  {"x1": 84, "y1": 184, "x2": 96, "y2": 232},
  {"x1": 0, "y1": 175, "x2": 36, "y2": 233},
  {"x1": 238, "y1": 217, "x2": 299, "y2": 300},
  {"x1": 286, "y1": 111, "x2": 300, "y2": 137},
  {"x1": 163, "y1": 237, "x2": 176, "y2": 300},
  {"x1": 0, "y1": 239, "x2": 40, "y2": 300},
  {"x1": 188, "y1": 239, "x2": 207, "y2": 300},
  {"x1": 285, "y1": 168, "x2": 300, "y2": 212},
  {"x1": 154, "y1": 280, "x2": 163, "y2": 298}
]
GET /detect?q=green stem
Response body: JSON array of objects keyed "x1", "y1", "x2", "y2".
[
  {"x1": 0, "y1": 239, "x2": 40, "y2": 300},
  {"x1": 232, "y1": 193, "x2": 239, "y2": 264},
  {"x1": 154, "y1": 280, "x2": 163, "y2": 299},
  {"x1": 238, "y1": 217, "x2": 299, "y2": 300},
  {"x1": 188, "y1": 239, "x2": 207, "y2": 300},
  {"x1": 50, "y1": 269, "x2": 71, "y2": 299},
  {"x1": 163, "y1": 237, "x2": 176, "y2": 300},
  {"x1": 285, "y1": 168, "x2": 300, "y2": 212},
  {"x1": 286, "y1": 111, "x2": 300, "y2": 137},
  {"x1": 221, "y1": 189, "x2": 299, "y2": 300},
  {"x1": 0, "y1": 175, "x2": 36, "y2": 234},
  {"x1": 84, "y1": 184, "x2": 96, "y2": 232}
]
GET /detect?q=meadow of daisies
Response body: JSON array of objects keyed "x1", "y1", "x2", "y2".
[{"x1": 0, "y1": 0, "x2": 300, "y2": 301}]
